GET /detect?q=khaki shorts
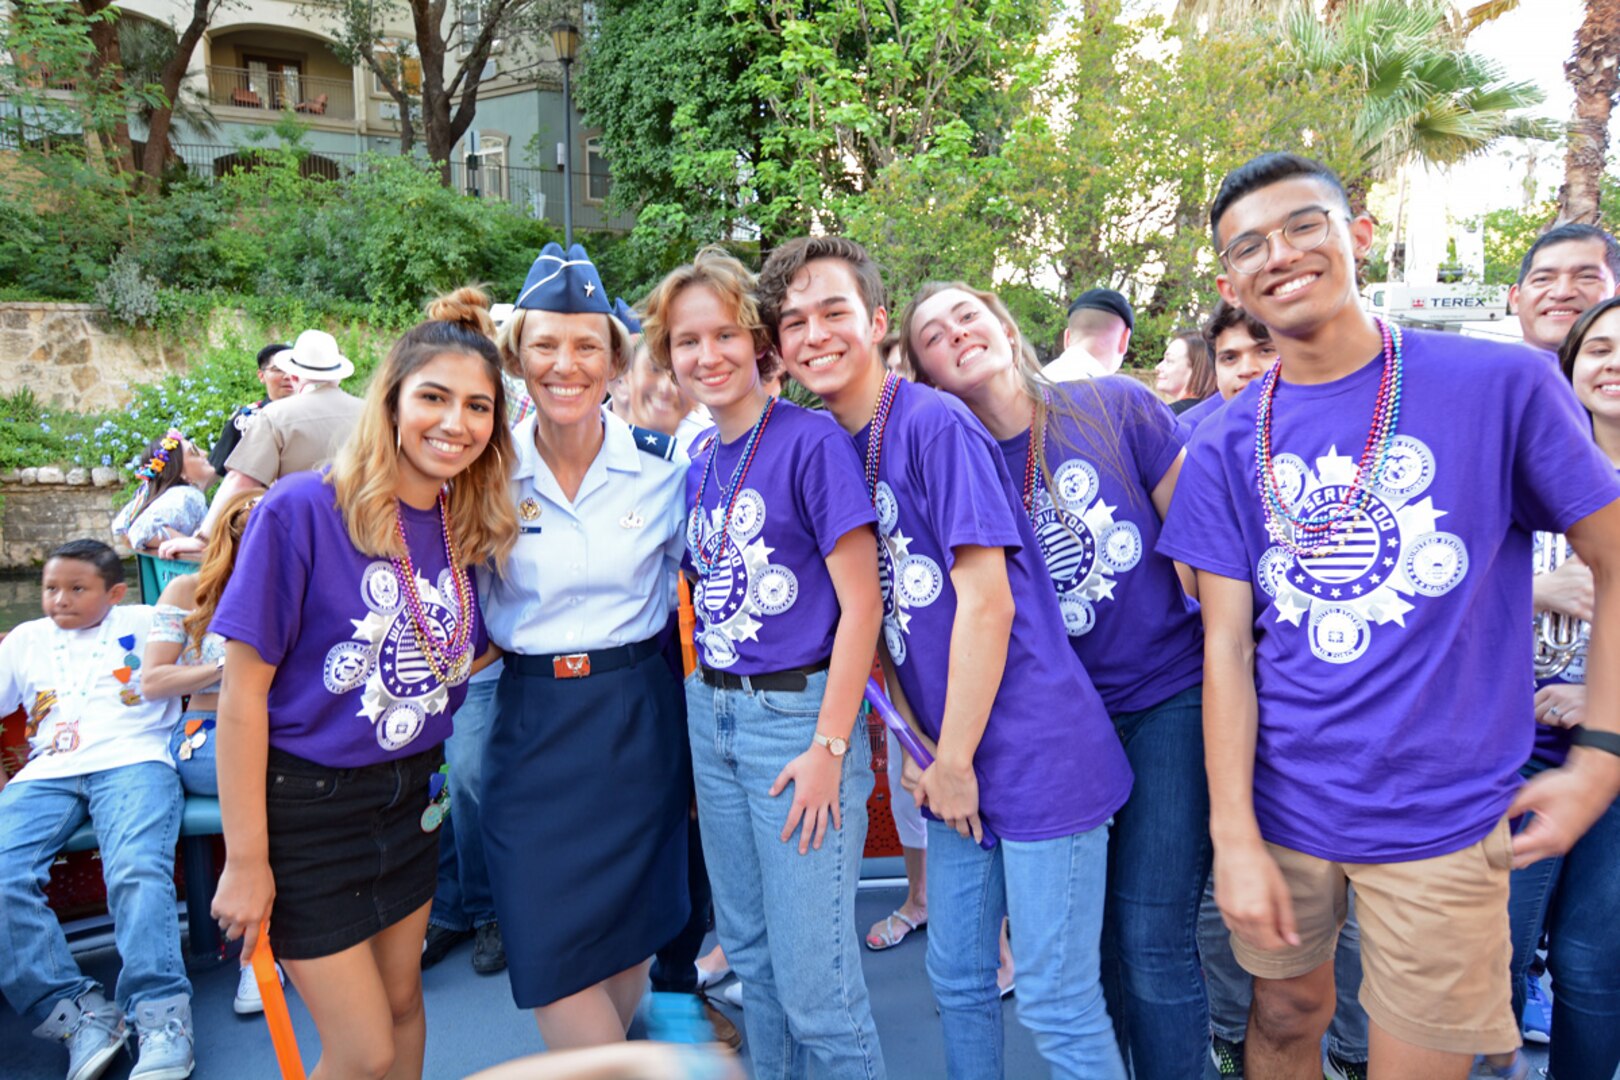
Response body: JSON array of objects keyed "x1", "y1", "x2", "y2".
[{"x1": 1229, "y1": 817, "x2": 1519, "y2": 1056}]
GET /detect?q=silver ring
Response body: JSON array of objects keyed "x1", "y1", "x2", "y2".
[{"x1": 1549, "y1": 705, "x2": 1563, "y2": 719}]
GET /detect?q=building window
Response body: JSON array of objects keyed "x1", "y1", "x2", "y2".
[
  {"x1": 464, "y1": 133, "x2": 508, "y2": 201},
  {"x1": 585, "y1": 135, "x2": 610, "y2": 203},
  {"x1": 372, "y1": 39, "x2": 422, "y2": 97}
]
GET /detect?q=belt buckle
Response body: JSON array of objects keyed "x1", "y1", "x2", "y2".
[{"x1": 552, "y1": 653, "x2": 591, "y2": 679}]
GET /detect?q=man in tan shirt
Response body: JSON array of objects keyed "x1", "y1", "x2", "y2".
[{"x1": 159, "y1": 330, "x2": 364, "y2": 555}]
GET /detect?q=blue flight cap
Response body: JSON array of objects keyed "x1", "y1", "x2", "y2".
[
  {"x1": 612, "y1": 297, "x2": 642, "y2": 334},
  {"x1": 514, "y1": 242, "x2": 613, "y2": 315}
]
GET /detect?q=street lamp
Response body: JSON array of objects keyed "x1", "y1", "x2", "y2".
[{"x1": 550, "y1": 20, "x2": 580, "y2": 245}]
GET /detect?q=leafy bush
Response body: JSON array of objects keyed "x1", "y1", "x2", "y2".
[{"x1": 94, "y1": 252, "x2": 163, "y2": 325}]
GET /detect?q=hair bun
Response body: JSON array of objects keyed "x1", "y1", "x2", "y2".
[{"x1": 426, "y1": 286, "x2": 497, "y2": 340}]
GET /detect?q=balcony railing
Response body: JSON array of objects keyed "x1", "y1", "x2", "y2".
[{"x1": 205, "y1": 66, "x2": 355, "y2": 121}]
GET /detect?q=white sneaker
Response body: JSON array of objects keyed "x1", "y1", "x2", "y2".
[
  {"x1": 720, "y1": 981, "x2": 743, "y2": 1008},
  {"x1": 233, "y1": 963, "x2": 283, "y2": 1016}
]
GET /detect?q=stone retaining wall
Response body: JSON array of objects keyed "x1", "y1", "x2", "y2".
[
  {"x1": 0, "y1": 302, "x2": 247, "y2": 413},
  {"x1": 0, "y1": 470, "x2": 131, "y2": 568}
]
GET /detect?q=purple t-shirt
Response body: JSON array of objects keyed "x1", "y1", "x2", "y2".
[
  {"x1": 998, "y1": 377, "x2": 1202, "y2": 713},
  {"x1": 857, "y1": 379, "x2": 1133, "y2": 841},
  {"x1": 1159, "y1": 328, "x2": 1620, "y2": 862},
  {"x1": 1176, "y1": 391, "x2": 1228, "y2": 441},
  {"x1": 213, "y1": 471, "x2": 486, "y2": 768},
  {"x1": 683, "y1": 401, "x2": 877, "y2": 673}
]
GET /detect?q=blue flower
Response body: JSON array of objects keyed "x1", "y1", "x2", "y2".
[{"x1": 101, "y1": 454, "x2": 112, "y2": 466}]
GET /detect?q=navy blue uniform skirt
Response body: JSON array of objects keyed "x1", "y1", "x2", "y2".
[{"x1": 482, "y1": 650, "x2": 691, "y2": 1008}]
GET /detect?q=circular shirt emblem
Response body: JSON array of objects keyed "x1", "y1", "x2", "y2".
[
  {"x1": 1294, "y1": 486, "x2": 1400, "y2": 591},
  {"x1": 323, "y1": 640, "x2": 375, "y2": 695},
  {"x1": 1269, "y1": 453, "x2": 1309, "y2": 506},
  {"x1": 1309, "y1": 604, "x2": 1370, "y2": 665},
  {"x1": 1059, "y1": 594, "x2": 1097, "y2": 637},
  {"x1": 1033, "y1": 507, "x2": 1097, "y2": 596},
  {"x1": 1257, "y1": 548, "x2": 1295, "y2": 599},
  {"x1": 729, "y1": 489, "x2": 766, "y2": 543},
  {"x1": 1053, "y1": 459, "x2": 1100, "y2": 511},
  {"x1": 897, "y1": 554, "x2": 944, "y2": 607},
  {"x1": 1371, "y1": 436, "x2": 1436, "y2": 500},
  {"x1": 750, "y1": 566, "x2": 799, "y2": 616},
  {"x1": 874, "y1": 482, "x2": 899, "y2": 533},
  {"x1": 1098, "y1": 521, "x2": 1143, "y2": 574},
  {"x1": 380, "y1": 605, "x2": 457, "y2": 699},
  {"x1": 883, "y1": 620, "x2": 907, "y2": 667},
  {"x1": 376, "y1": 702, "x2": 426, "y2": 751},
  {"x1": 695, "y1": 534, "x2": 749, "y2": 625},
  {"x1": 362, "y1": 562, "x2": 403, "y2": 614},
  {"x1": 1402, "y1": 531, "x2": 1468, "y2": 597},
  {"x1": 700, "y1": 630, "x2": 739, "y2": 670}
]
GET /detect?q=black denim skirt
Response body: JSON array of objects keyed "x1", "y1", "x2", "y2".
[{"x1": 264, "y1": 744, "x2": 444, "y2": 960}]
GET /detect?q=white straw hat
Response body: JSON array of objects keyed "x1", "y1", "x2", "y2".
[{"x1": 273, "y1": 329, "x2": 355, "y2": 381}]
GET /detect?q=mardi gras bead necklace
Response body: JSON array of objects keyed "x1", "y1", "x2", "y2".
[
  {"x1": 391, "y1": 492, "x2": 474, "y2": 684},
  {"x1": 1021, "y1": 391, "x2": 1048, "y2": 516},
  {"x1": 1255, "y1": 317, "x2": 1403, "y2": 558},
  {"x1": 863, "y1": 372, "x2": 902, "y2": 502},
  {"x1": 691, "y1": 397, "x2": 777, "y2": 575}
]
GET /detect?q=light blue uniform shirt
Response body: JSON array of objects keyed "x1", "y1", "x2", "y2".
[{"x1": 482, "y1": 408, "x2": 688, "y2": 656}]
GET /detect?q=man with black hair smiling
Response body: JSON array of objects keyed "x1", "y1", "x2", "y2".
[
  {"x1": 206, "y1": 342, "x2": 295, "y2": 476},
  {"x1": 1158, "y1": 153, "x2": 1620, "y2": 1079},
  {"x1": 1510, "y1": 223, "x2": 1620, "y2": 356}
]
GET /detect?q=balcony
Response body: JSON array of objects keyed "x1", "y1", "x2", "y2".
[{"x1": 204, "y1": 66, "x2": 355, "y2": 121}]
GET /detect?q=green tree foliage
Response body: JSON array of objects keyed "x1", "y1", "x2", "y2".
[
  {"x1": 848, "y1": 12, "x2": 1365, "y2": 359},
  {"x1": 1277, "y1": 0, "x2": 1553, "y2": 180},
  {"x1": 578, "y1": 0, "x2": 1050, "y2": 254}
]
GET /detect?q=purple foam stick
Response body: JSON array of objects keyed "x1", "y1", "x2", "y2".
[{"x1": 865, "y1": 677, "x2": 998, "y2": 850}]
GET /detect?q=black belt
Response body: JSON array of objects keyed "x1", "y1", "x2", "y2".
[
  {"x1": 509, "y1": 636, "x2": 663, "y2": 679},
  {"x1": 698, "y1": 657, "x2": 831, "y2": 693}
]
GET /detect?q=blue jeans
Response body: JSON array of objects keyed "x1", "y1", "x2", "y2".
[
  {"x1": 1198, "y1": 876, "x2": 1369, "y2": 1061},
  {"x1": 927, "y1": 818, "x2": 1126, "y2": 1080},
  {"x1": 687, "y1": 668, "x2": 886, "y2": 1080},
  {"x1": 0, "y1": 762, "x2": 191, "y2": 1023},
  {"x1": 166, "y1": 709, "x2": 217, "y2": 796},
  {"x1": 1099, "y1": 685, "x2": 1211, "y2": 1079},
  {"x1": 430, "y1": 677, "x2": 499, "y2": 931},
  {"x1": 1508, "y1": 786, "x2": 1620, "y2": 1079}
]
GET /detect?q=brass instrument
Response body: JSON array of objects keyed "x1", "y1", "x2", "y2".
[{"x1": 1533, "y1": 532, "x2": 1585, "y2": 679}]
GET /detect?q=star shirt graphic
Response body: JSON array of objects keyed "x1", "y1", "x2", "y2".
[
  {"x1": 872, "y1": 481, "x2": 944, "y2": 666},
  {"x1": 686, "y1": 489, "x2": 799, "y2": 668},
  {"x1": 322, "y1": 561, "x2": 469, "y2": 751},
  {"x1": 1029, "y1": 457, "x2": 1142, "y2": 637},
  {"x1": 1257, "y1": 437, "x2": 1469, "y2": 664}
]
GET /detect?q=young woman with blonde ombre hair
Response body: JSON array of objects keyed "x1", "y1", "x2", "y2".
[
  {"x1": 643, "y1": 247, "x2": 887, "y2": 1078},
  {"x1": 900, "y1": 280, "x2": 1211, "y2": 1079},
  {"x1": 208, "y1": 287, "x2": 514, "y2": 1080}
]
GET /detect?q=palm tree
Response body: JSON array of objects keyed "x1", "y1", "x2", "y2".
[
  {"x1": 1278, "y1": 0, "x2": 1552, "y2": 181},
  {"x1": 1558, "y1": 0, "x2": 1619, "y2": 224}
]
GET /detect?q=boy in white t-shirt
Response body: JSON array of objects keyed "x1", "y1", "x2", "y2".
[{"x1": 0, "y1": 540, "x2": 194, "y2": 1080}]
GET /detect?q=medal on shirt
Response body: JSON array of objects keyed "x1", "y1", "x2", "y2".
[
  {"x1": 518, "y1": 496, "x2": 543, "y2": 534},
  {"x1": 178, "y1": 717, "x2": 214, "y2": 761},
  {"x1": 44, "y1": 619, "x2": 121, "y2": 754},
  {"x1": 420, "y1": 764, "x2": 451, "y2": 832}
]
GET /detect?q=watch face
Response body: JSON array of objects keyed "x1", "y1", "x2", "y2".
[{"x1": 829, "y1": 737, "x2": 848, "y2": 756}]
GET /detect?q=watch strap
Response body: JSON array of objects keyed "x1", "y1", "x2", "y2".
[{"x1": 1571, "y1": 725, "x2": 1620, "y2": 760}]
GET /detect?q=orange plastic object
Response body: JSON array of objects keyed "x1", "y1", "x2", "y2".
[
  {"x1": 252, "y1": 925, "x2": 307, "y2": 1080},
  {"x1": 677, "y1": 576, "x2": 698, "y2": 678}
]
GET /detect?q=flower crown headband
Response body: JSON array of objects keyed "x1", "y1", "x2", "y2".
[{"x1": 134, "y1": 428, "x2": 183, "y2": 482}]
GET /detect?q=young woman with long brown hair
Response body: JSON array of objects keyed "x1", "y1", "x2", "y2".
[
  {"x1": 900, "y1": 280, "x2": 1209, "y2": 1080},
  {"x1": 208, "y1": 289, "x2": 516, "y2": 1080}
]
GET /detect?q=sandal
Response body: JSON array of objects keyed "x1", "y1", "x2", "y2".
[{"x1": 865, "y1": 909, "x2": 926, "y2": 951}]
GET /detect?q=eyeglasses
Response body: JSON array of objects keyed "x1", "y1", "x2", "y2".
[{"x1": 1219, "y1": 207, "x2": 1334, "y2": 275}]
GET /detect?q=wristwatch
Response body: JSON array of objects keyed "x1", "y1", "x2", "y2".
[
  {"x1": 1571, "y1": 725, "x2": 1620, "y2": 761},
  {"x1": 813, "y1": 732, "x2": 849, "y2": 757}
]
